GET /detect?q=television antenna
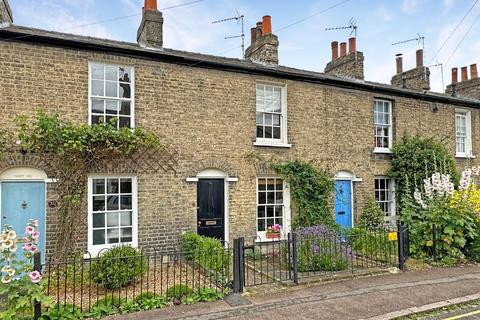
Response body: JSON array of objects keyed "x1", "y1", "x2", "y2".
[
  {"x1": 325, "y1": 17, "x2": 357, "y2": 38},
  {"x1": 212, "y1": 11, "x2": 245, "y2": 58},
  {"x1": 428, "y1": 60, "x2": 445, "y2": 92},
  {"x1": 392, "y1": 33, "x2": 425, "y2": 51}
]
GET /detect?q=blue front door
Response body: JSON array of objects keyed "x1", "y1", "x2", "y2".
[
  {"x1": 334, "y1": 180, "x2": 352, "y2": 229},
  {"x1": 1, "y1": 182, "x2": 46, "y2": 259}
]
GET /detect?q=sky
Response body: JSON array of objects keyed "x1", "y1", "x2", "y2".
[{"x1": 7, "y1": 0, "x2": 480, "y2": 93}]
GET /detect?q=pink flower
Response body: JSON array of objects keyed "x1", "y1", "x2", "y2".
[
  {"x1": 31, "y1": 231, "x2": 40, "y2": 240},
  {"x1": 25, "y1": 226, "x2": 34, "y2": 235},
  {"x1": 23, "y1": 242, "x2": 35, "y2": 253},
  {"x1": 29, "y1": 271, "x2": 41, "y2": 284}
]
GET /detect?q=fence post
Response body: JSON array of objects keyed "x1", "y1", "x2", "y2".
[
  {"x1": 233, "y1": 237, "x2": 244, "y2": 293},
  {"x1": 33, "y1": 251, "x2": 42, "y2": 320},
  {"x1": 397, "y1": 222, "x2": 405, "y2": 271},
  {"x1": 291, "y1": 232, "x2": 298, "y2": 285},
  {"x1": 432, "y1": 224, "x2": 437, "y2": 262}
]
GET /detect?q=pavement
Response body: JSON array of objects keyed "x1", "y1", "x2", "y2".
[{"x1": 109, "y1": 265, "x2": 480, "y2": 320}]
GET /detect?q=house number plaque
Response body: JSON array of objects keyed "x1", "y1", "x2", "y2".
[{"x1": 205, "y1": 220, "x2": 216, "y2": 226}]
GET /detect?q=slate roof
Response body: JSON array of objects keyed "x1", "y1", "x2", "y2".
[{"x1": 1, "y1": 24, "x2": 479, "y2": 108}]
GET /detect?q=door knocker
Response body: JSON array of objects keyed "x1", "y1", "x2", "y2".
[{"x1": 21, "y1": 200, "x2": 27, "y2": 210}]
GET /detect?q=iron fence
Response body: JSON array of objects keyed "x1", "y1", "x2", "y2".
[{"x1": 42, "y1": 245, "x2": 232, "y2": 314}]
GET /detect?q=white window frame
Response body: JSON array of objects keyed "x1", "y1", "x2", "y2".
[
  {"x1": 455, "y1": 109, "x2": 473, "y2": 158},
  {"x1": 373, "y1": 99, "x2": 393, "y2": 153},
  {"x1": 374, "y1": 177, "x2": 396, "y2": 217},
  {"x1": 255, "y1": 177, "x2": 291, "y2": 242},
  {"x1": 88, "y1": 62, "x2": 135, "y2": 129},
  {"x1": 87, "y1": 175, "x2": 138, "y2": 254},
  {"x1": 254, "y1": 83, "x2": 291, "y2": 148}
]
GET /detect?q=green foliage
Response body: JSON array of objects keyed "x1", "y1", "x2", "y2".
[
  {"x1": 118, "y1": 300, "x2": 142, "y2": 314},
  {"x1": 90, "y1": 245, "x2": 148, "y2": 289},
  {"x1": 86, "y1": 303, "x2": 116, "y2": 319},
  {"x1": 16, "y1": 111, "x2": 160, "y2": 156},
  {"x1": 182, "y1": 288, "x2": 225, "y2": 305},
  {"x1": 358, "y1": 198, "x2": 385, "y2": 231},
  {"x1": 348, "y1": 228, "x2": 395, "y2": 263},
  {"x1": 389, "y1": 135, "x2": 459, "y2": 209},
  {"x1": 244, "y1": 247, "x2": 262, "y2": 261},
  {"x1": 180, "y1": 232, "x2": 230, "y2": 284},
  {"x1": 296, "y1": 239, "x2": 348, "y2": 272},
  {"x1": 94, "y1": 296, "x2": 122, "y2": 307},
  {"x1": 465, "y1": 237, "x2": 480, "y2": 262},
  {"x1": 166, "y1": 284, "x2": 193, "y2": 299},
  {"x1": 40, "y1": 305, "x2": 84, "y2": 320},
  {"x1": 272, "y1": 160, "x2": 334, "y2": 228},
  {"x1": 134, "y1": 292, "x2": 168, "y2": 310}
]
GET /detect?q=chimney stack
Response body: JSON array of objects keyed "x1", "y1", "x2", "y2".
[
  {"x1": 416, "y1": 49, "x2": 423, "y2": 67},
  {"x1": 0, "y1": 0, "x2": 13, "y2": 24},
  {"x1": 137, "y1": 0, "x2": 163, "y2": 49},
  {"x1": 340, "y1": 42, "x2": 347, "y2": 57},
  {"x1": 245, "y1": 15, "x2": 279, "y2": 65},
  {"x1": 395, "y1": 54, "x2": 403, "y2": 74},
  {"x1": 461, "y1": 66, "x2": 468, "y2": 82},
  {"x1": 471, "y1": 64, "x2": 478, "y2": 79},
  {"x1": 452, "y1": 67, "x2": 458, "y2": 84},
  {"x1": 348, "y1": 37, "x2": 356, "y2": 54},
  {"x1": 324, "y1": 38, "x2": 364, "y2": 80},
  {"x1": 331, "y1": 41, "x2": 339, "y2": 60}
]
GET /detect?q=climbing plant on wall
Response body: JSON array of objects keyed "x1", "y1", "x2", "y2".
[
  {"x1": 271, "y1": 159, "x2": 335, "y2": 228},
  {"x1": 6, "y1": 111, "x2": 178, "y2": 258}
]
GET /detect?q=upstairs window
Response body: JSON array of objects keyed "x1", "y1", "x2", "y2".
[
  {"x1": 455, "y1": 110, "x2": 472, "y2": 158},
  {"x1": 89, "y1": 62, "x2": 134, "y2": 129},
  {"x1": 255, "y1": 84, "x2": 289, "y2": 147},
  {"x1": 374, "y1": 100, "x2": 392, "y2": 152}
]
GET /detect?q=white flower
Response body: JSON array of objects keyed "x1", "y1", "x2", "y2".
[
  {"x1": 1, "y1": 274, "x2": 12, "y2": 284},
  {"x1": 1, "y1": 238, "x2": 14, "y2": 250},
  {"x1": 6, "y1": 230, "x2": 16, "y2": 240}
]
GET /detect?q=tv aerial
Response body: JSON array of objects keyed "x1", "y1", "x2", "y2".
[
  {"x1": 325, "y1": 17, "x2": 357, "y2": 38},
  {"x1": 392, "y1": 33, "x2": 425, "y2": 51},
  {"x1": 212, "y1": 11, "x2": 245, "y2": 58}
]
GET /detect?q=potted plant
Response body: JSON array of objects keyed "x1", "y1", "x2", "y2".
[{"x1": 266, "y1": 224, "x2": 282, "y2": 240}]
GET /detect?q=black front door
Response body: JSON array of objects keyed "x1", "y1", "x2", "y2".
[{"x1": 197, "y1": 179, "x2": 225, "y2": 240}]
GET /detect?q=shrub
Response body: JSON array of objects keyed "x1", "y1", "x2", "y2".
[
  {"x1": 90, "y1": 245, "x2": 148, "y2": 289},
  {"x1": 272, "y1": 160, "x2": 335, "y2": 228},
  {"x1": 134, "y1": 292, "x2": 168, "y2": 310},
  {"x1": 465, "y1": 237, "x2": 480, "y2": 262},
  {"x1": 348, "y1": 228, "x2": 394, "y2": 263},
  {"x1": 388, "y1": 135, "x2": 458, "y2": 211},
  {"x1": 166, "y1": 284, "x2": 192, "y2": 299},
  {"x1": 180, "y1": 232, "x2": 230, "y2": 284},
  {"x1": 358, "y1": 197, "x2": 385, "y2": 231},
  {"x1": 94, "y1": 296, "x2": 122, "y2": 307},
  {"x1": 40, "y1": 305, "x2": 84, "y2": 320},
  {"x1": 295, "y1": 225, "x2": 349, "y2": 272}
]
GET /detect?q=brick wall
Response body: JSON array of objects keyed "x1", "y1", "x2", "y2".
[{"x1": 1, "y1": 41, "x2": 479, "y2": 253}]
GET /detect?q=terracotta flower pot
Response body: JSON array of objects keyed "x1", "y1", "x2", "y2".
[{"x1": 266, "y1": 233, "x2": 281, "y2": 240}]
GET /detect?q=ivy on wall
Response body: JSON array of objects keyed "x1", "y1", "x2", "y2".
[{"x1": 272, "y1": 160, "x2": 335, "y2": 228}]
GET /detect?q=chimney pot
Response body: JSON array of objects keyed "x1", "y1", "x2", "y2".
[
  {"x1": 262, "y1": 15, "x2": 272, "y2": 34},
  {"x1": 250, "y1": 27, "x2": 257, "y2": 44},
  {"x1": 340, "y1": 42, "x2": 347, "y2": 57},
  {"x1": 461, "y1": 66, "x2": 468, "y2": 82},
  {"x1": 452, "y1": 67, "x2": 458, "y2": 84},
  {"x1": 331, "y1": 41, "x2": 339, "y2": 60},
  {"x1": 143, "y1": 0, "x2": 157, "y2": 14},
  {"x1": 416, "y1": 49, "x2": 423, "y2": 67},
  {"x1": 470, "y1": 64, "x2": 478, "y2": 79},
  {"x1": 395, "y1": 54, "x2": 403, "y2": 74},
  {"x1": 348, "y1": 37, "x2": 356, "y2": 54}
]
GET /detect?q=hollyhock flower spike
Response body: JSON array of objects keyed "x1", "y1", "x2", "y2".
[
  {"x1": 29, "y1": 271, "x2": 42, "y2": 284},
  {"x1": 25, "y1": 226, "x2": 34, "y2": 235}
]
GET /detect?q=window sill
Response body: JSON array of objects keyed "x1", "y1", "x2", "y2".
[
  {"x1": 373, "y1": 148, "x2": 392, "y2": 154},
  {"x1": 254, "y1": 141, "x2": 292, "y2": 148},
  {"x1": 456, "y1": 154, "x2": 476, "y2": 159}
]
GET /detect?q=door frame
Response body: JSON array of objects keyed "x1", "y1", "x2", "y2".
[
  {"x1": 0, "y1": 167, "x2": 49, "y2": 255},
  {"x1": 334, "y1": 171, "x2": 362, "y2": 228},
  {"x1": 196, "y1": 169, "x2": 230, "y2": 243}
]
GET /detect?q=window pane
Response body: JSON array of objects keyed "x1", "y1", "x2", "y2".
[
  {"x1": 267, "y1": 192, "x2": 275, "y2": 204},
  {"x1": 256, "y1": 112, "x2": 263, "y2": 125},
  {"x1": 93, "y1": 213, "x2": 105, "y2": 228},
  {"x1": 107, "y1": 179, "x2": 119, "y2": 193},
  {"x1": 120, "y1": 228, "x2": 132, "y2": 243},
  {"x1": 93, "y1": 196, "x2": 105, "y2": 211},
  {"x1": 275, "y1": 218, "x2": 283, "y2": 225},
  {"x1": 267, "y1": 179, "x2": 275, "y2": 190},
  {"x1": 92, "y1": 99, "x2": 104, "y2": 113},
  {"x1": 120, "y1": 179, "x2": 132, "y2": 193},
  {"x1": 107, "y1": 212, "x2": 119, "y2": 227},
  {"x1": 120, "y1": 196, "x2": 132, "y2": 210},
  {"x1": 256, "y1": 126, "x2": 264, "y2": 138},
  {"x1": 265, "y1": 113, "x2": 272, "y2": 126},
  {"x1": 91, "y1": 64, "x2": 104, "y2": 80},
  {"x1": 257, "y1": 206, "x2": 265, "y2": 218},
  {"x1": 267, "y1": 218, "x2": 274, "y2": 227},
  {"x1": 120, "y1": 211, "x2": 132, "y2": 226},
  {"x1": 93, "y1": 179, "x2": 105, "y2": 194},
  {"x1": 258, "y1": 192, "x2": 266, "y2": 204},
  {"x1": 91, "y1": 115, "x2": 103, "y2": 124},
  {"x1": 272, "y1": 114, "x2": 280, "y2": 126},
  {"x1": 273, "y1": 127, "x2": 281, "y2": 139},
  {"x1": 92, "y1": 80, "x2": 104, "y2": 96},
  {"x1": 120, "y1": 101, "x2": 131, "y2": 115},
  {"x1": 275, "y1": 205, "x2": 283, "y2": 217},
  {"x1": 119, "y1": 67, "x2": 131, "y2": 82},
  {"x1": 266, "y1": 206, "x2": 274, "y2": 217},
  {"x1": 107, "y1": 229, "x2": 119, "y2": 244},
  {"x1": 107, "y1": 195, "x2": 119, "y2": 210},
  {"x1": 105, "y1": 65, "x2": 117, "y2": 81},
  {"x1": 119, "y1": 83, "x2": 131, "y2": 99},
  {"x1": 258, "y1": 179, "x2": 266, "y2": 190},
  {"x1": 119, "y1": 117, "x2": 131, "y2": 128},
  {"x1": 258, "y1": 219, "x2": 265, "y2": 231},
  {"x1": 106, "y1": 100, "x2": 118, "y2": 114},
  {"x1": 264, "y1": 126, "x2": 272, "y2": 139},
  {"x1": 276, "y1": 192, "x2": 283, "y2": 203},
  {"x1": 93, "y1": 230, "x2": 105, "y2": 245},
  {"x1": 105, "y1": 82, "x2": 117, "y2": 97}
]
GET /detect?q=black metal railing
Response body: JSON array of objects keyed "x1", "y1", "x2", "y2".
[{"x1": 42, "y1": 246, "x2": 232, "y2": 313}]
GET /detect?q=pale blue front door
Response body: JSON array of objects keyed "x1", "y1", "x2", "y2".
[
  {"x1": 334, "y1": 180, "x2": 352, "y2": 229},
  {"x1": 1, "y1": 182, "x2": 46, "y2": 260}
]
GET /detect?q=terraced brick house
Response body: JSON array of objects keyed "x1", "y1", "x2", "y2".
[{"x1": 1, "y1": 0, "x2": 479, "y2": 256}]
